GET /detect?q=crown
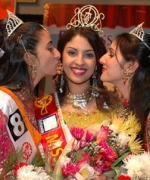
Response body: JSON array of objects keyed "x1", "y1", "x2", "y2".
[
  {"x1": 66, "y1": 5, "x2": 105, "y2": 37},
  {"x1": 129, "y1": 22, "x2": 150, "y2": 51},
  {"x1": 129, "y1": 22, "x2": 145, "y2": 41},
  {"x1": 6, "y1": 10, "x2": 23, "y2": 37}
]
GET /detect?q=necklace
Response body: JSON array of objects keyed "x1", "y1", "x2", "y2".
[
  {"x1": 118, "y1": 98, "x2": 130, "y2": 119},
  {"x1": 66, "y1": 90, "x2": 94, "y2": 109}
]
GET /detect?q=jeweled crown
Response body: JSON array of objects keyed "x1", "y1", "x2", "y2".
[
  {"x1": 129, "y1": 22, "x2": 144, "y2": 41},
  {"x1": 6, "y1": 10, "x2": 23, "y2": 37},
  {"x1": 66, "y1": 5, "x2": 105, "y2": 37}
]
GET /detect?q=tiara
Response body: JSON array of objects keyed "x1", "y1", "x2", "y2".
[
  {"x1": 129, "y1": 22, "x2": 150, "y2": 51},
  {"x1": 129, "y1": 22, "x2": 145, "y2": 41},
  {"x1": 66, "y1": 5, "x2": 105, "y2": 37},
  {"x1": 6, "y1": 10, "x2": 23, "y2": 37}
]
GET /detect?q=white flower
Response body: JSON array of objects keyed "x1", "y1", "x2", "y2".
[
  {"x1": 16, "y1": 165, "x2": 52, "y2": 180},
  {"x1": 75, "y1": 164, "x2": 96, "y2": 180},
  {"x1": 116, "y1": 132, "x2": 130, "y2": 147},
  {"x1": 122, "y1": 152, "x2": 150, "y2": 179},
  {"x1": 108, "y1": 124, "x2": 118, "y2": 134}
]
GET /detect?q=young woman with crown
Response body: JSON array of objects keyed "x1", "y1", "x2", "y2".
[
  {"x1": 33, "y1": 5, "x2": 141, "y2": 180},
  {"x1": 0, "y1": 10, "x2": 60, "y2": 168},
  {"x1": 100, "y1": 22, "x2": 150, "y2": 152}
]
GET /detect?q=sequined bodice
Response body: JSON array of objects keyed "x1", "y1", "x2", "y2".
[{"x1": 62, "y1": 109, "x2": 110, "y2": 129}]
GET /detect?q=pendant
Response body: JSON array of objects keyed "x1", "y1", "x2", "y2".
[{"x1": 73, "y1": 99, "x2": 87, "y2": 109}]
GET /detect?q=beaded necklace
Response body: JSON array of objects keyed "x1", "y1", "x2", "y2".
[{"x1": 66, "y1": 90, "x2": 94, "y2": 109}]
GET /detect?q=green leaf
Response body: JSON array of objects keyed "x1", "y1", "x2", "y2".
[{"x1": 111, "y1": 151, "x2": 130, "y2": 167}]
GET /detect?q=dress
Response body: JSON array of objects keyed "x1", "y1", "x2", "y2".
[
  {"x1": 0, "y1": 87, "x2": 41, "y2": 168},
  {"x1": 62, "y1": 109, "x2": 111, "y2": 129}
]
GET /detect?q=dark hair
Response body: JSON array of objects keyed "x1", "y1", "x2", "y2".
[
  {"x1": 57, "y1": 27, "x2": 119, "y2": 111},
  {"x1": 115, "y1": 33, "x2": 150, "y2": 138},
  {"x1": 0, "y1": 19, "x2": 44, "y2": 91}
]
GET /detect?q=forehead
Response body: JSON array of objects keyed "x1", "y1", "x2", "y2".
[
  {"x1": 38, "y1": 29, "x2": 51, "y2": 43},
  {"x1": 66, "y1": 35, "x2": 92, "y2": 49}
]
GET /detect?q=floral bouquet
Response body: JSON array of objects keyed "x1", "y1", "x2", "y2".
[
  {"x1": 52, "y1": 114, "x2": 143, "y2": 180},
  {"x1": 0, "y1": 149, "x2": 53, "y2": 180},
  {"x1": 118, "y1": 152, "x2": 150, "y2": 180}
]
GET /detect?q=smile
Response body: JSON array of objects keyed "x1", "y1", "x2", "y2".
[{"x1": 71, "y1": 67, "x2": 86, "y2": 75}]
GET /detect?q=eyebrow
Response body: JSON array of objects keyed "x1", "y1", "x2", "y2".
[
  {"x1": 46, "y1": 40, "x2": 53, "y2": 46},
  {"x1": 66, "y1": 47, "x2": 94, "y2": 52},
  {"x1": 108, "y1": 47, "x2": 115, "y2": 52}
]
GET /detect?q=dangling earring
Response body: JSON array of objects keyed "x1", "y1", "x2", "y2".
[
  {"x1": 31, "y1": 63, "x2": 37, "y2": 82},
  {"x1": 91, "y1": 66, "x2": 99, "y2": 97},
  {"x1": 59, "y1": 69, "x2": 64, "y2": 93},
  {"x1": 122, "y1": 64, "x2": 132, "y2": 85}
]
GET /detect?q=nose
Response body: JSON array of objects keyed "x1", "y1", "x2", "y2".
[
  {"x1": 54, "y1": 48, "x2": 61, "y2": 61},
  {"x1": 99, "y1": 54, "x2": 105, "y2": 64},
  {"x1": 74, "y1": 54, "x2": 85, "y2": 65}
]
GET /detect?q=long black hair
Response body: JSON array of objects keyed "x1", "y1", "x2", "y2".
[
  {"x1": 0, "y1": 19, "x2": 44, "y2": 91},
  {"x1": 115, "y1": 33, "x2": 150, "y2": 138}
]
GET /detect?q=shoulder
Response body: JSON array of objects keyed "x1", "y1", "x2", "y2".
[{"x1": 0, "y1": 90, "x2": 18, "y2": 116}]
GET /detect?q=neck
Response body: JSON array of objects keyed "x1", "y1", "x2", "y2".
[{"x1": 116, "y1": 83, "x2": 130, "y2": 101}]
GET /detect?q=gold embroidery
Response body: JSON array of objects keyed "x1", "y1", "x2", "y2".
[
  {"x1": 63, "y1": 110, "x2": 110, "y2": 129},
  {"x1": 34, "y1": 95, "x2": 52, "y2": 115}
]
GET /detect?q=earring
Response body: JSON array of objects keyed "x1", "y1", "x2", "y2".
[
  {"x1": 59, "y1": 70, "x2": 64, "y2": 93},
  {"x1": 31, "y1": 64, "x2": 37, "y2": 82},
  {"x1": 122, "y1": 64, "x2": 132, "y2": 85},
  {"x1": 91, "y1": 66, "x2": 99, "y2": 97}
]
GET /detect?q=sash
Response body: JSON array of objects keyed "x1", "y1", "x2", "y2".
[
  {"x1": 0, "y1": 87, "x2": 41, "y2": 163},
  {"x1": 34, "y1": 92, "x2": 72, "y2": 168}
]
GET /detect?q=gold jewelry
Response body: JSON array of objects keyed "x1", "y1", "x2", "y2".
[
  {"x1": 31, "y1": 64, "x2": 37, "y2": 82},
  {"x1": 66, "y1": 5, "x2": 105, "y2": 37},
  {"x1": 122, "y1": 64, "x2": 132, "y2": 85},
  {"x1": 66, "y1": 90, "x2": 94, "y2": 109}
]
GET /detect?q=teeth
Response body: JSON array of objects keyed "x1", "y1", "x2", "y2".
[{"x1": 72, "y1": 68, "x2": 85, "y2": 73}]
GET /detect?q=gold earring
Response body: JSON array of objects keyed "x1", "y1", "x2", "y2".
[
  {"x1": 122, "y1": 64, "x2": 132, "y2": 85},
  {"x1": 31, "y1": 63, "x2": 37, "y2": 82}
]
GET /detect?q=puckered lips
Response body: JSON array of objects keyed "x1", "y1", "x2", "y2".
[
  {"x1": 102, "y1": 66, "x2": 107, "y2": 73},
  {"x1": 71, "y1": 67, "x2": 87, "y2": 75}
]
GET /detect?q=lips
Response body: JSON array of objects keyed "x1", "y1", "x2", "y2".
[
  {"x1": 102, "y1": 67, "x2": 106, "y2": 73},
  {"x1": 71, "y1": 67, "x2": 86, "y2": 75}
]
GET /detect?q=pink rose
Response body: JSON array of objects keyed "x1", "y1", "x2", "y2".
[{"x1": 97, "y1": 125, "x2": 112, "y2": 142}]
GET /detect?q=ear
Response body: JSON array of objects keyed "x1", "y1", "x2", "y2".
[
  {"x1": 23, "y1": 52, "x2": 35, "y2": 66},
  {"x1": 129, "y1": 60, "x2": 139, "y2": 74}
]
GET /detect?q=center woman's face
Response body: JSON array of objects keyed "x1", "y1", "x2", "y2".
[{"x1": 62, "y1": 35, "x2": 96, "y2": 87}]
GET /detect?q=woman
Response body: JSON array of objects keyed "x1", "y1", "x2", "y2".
[
  {"x1": 34, "y1": 5, "x2": 121, "y2": 180},
  {"x1": 0, "y1": 10, "x2": 60, "y2": 168},
  {"x1": 100, "y1": 22, "x2": 150, "y2": 151}
]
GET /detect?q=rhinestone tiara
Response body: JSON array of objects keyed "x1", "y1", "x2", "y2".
[
  {"x1": 66, "y1": 5, "x2": 105, "y2": 37},
  {"x1": 129, "y1": 22, "x2": 150, "y2": 51},
  {"x1": 129, "y1": 22, "x2": 145, "y2": 41},
  {"x1": 6, "y1": 10, "x2": 23, "y2": 37}
]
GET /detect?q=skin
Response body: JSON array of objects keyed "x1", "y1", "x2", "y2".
[
  {"x1": 62, "y1": 35, "x2": 96, "y2": 94},
  {"x1": 99, "y1": 40, "x2": 135, "y2": 100},
  {"x1": 27, "y1": 29, "x2": 61, "y2": 88}
]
